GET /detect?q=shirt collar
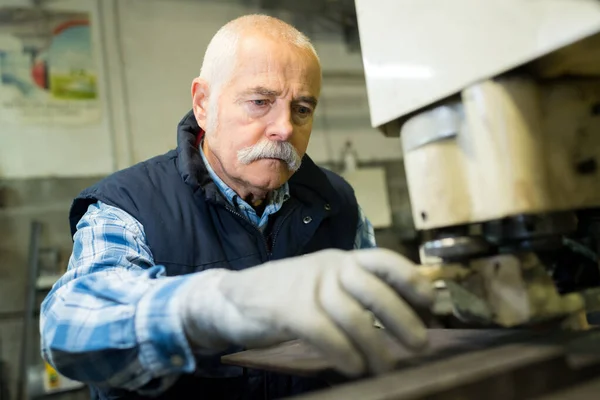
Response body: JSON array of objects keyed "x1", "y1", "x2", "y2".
[{"x1": 198, "y1": 143, "x2": 290, "y2": 208}]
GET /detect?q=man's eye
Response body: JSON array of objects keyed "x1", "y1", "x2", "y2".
[
  {"x1": 296, "y1": 106, "x2": 313, "y2": 117},
  {"x1": 251, "y1": 99, "x2": 268, "y2": 107}
]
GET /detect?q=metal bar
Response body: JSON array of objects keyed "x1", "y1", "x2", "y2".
[
  {"x1": 221, "y1": 329, "x2": 531, "y2": 377},
  {"x1": 17, "y1": 221, "x2": 42, "y2": 400},
  {"x1": 291, "y1": 335, "x2": 600, "y2": 400}
]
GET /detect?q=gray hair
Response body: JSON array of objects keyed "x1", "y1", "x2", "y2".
[{"x1": 199, "y1": 14, "x2": 320, "y2": 134}]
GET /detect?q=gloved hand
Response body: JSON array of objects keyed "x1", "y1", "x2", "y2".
[{"x1": 179, "y1": 248, "x2": 434, "y2": 377}]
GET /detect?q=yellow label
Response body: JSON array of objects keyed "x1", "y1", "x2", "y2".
[{"x1": 44, "y1": 362, "x2": 60, "y2": 389}]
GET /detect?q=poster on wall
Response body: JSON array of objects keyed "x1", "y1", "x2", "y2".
[{"x1": 0, "y1": 7, "x2": 101, "y2": 126}]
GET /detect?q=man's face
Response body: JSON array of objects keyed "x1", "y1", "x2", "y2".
[{"x1": 195, "y1": 34, "x2": 322, "y2": 193}]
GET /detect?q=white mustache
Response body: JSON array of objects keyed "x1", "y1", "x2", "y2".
[{"x1": 237, "y1": 140, "x2": 302, "y2": 171}]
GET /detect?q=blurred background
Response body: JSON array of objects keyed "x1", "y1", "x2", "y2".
[{"x1": 0, "y1": 0, "x2": 417, "y2": 398}]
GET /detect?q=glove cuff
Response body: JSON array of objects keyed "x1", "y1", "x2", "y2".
[{"x1": 179, "y1": 269, "x2": 234, "y2": 351}]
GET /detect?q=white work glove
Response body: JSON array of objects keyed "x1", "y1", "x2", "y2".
[{"x1": 180, "y1": 248, "x2": 434, "y2": 377}]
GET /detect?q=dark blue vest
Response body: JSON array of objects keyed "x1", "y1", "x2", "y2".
[{"x1": 69, "y1": 111, "x2": 359, "y2": 399}]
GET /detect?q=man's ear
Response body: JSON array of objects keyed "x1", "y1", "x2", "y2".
[{"x1": 191, "y1": 77, "x2": 210, "y2": 129}]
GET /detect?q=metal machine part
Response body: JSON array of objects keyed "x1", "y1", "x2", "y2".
[
  {"x1": 483, "y1": 212, "x2": 578, "y2": 246},
  {"x1": 447, "y1": 252, "x2": 587, "y2": 327},
  {"x1": 420, "y1": 212, "x2": 578, "y2": 258},
  {"x1": 422, "y1": 236, "x2": 491, "y2": 261},
  {"x1": 400, "y1": 76, "x2": 600, "y2": 232},
  {"x1": 396, "y1": 60, "x2": 600, "y2": 330},
  {"x1": 421, "y1": 217, "x2": 600, "y2": 327}
]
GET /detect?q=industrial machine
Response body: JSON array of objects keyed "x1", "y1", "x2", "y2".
[{"x1": 355, "y1": 0, "x2": 600, "y2": 330}]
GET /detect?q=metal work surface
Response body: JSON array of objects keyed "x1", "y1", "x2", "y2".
[
  {"x1": 221, "y1": 329, "x2": 530, "y2": 377},
  {"x1": 223, "y1": 329, "x2": 600, "y2": 399},
  {"x1": 289, "y1": 329, "x2": 600, "y2": 400}
]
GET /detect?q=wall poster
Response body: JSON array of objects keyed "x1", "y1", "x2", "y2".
[{"x1": 0, "y1": 7, "x2": 101, "y2": 126}]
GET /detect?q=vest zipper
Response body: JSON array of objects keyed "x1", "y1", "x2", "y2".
[
  {"x1": 224, "y1": 206, "x2": 271, "y2": 260},
  {"x1": 222, "y1": 205, "x2": 271, "y2": 399},
  {"x1": 269, "y1": 204, "x2": 298, "y2": 255}
]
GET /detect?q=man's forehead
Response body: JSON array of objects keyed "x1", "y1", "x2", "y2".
[
  {"x1": 229, "y1": 64, "x2": 321, "y2": 97},
  {"x1": 230, "y1": 35, "x2": 321, "y2": 84},
  {"x1": 234, "y1": 53, "x2": 320, "y2": 79}
]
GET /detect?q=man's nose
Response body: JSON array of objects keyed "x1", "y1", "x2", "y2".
[{"x1": 266, "y1": 105, "x2": 294, "y2": 141}]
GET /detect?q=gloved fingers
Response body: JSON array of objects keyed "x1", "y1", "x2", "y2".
[
  {"x1": 352, "y1": 248, "x2": 434, "y2": 308},
  {"x1": 285, "y1": 305, "x2": 366, "y2": 377},
  {"x1": 340, "y1": 264, "x2": 429, "y2": 350},
  {"x1": 319, "y1": 266, "x2": 396, "y2": 375}
]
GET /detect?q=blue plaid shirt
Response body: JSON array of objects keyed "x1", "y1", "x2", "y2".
[{"x1": 40, "y1": 153, "x2": 376, "y2": 395}]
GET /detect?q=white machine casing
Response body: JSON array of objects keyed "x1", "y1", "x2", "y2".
[{"x1": 355, "y1": 0, "x2": 600, "y2": 133}]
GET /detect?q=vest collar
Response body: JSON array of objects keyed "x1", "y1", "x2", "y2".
[{"x1": 175, "y1": 110, "x2": 343, "y2": 212}]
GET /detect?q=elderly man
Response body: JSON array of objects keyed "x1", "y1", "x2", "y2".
[{"x1": 40, "y1": 15, "x2": 433, "y2": 400}]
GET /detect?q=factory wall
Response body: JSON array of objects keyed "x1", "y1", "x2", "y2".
[{"x1": 0, "y1": 0, "x2": 412, "y2": 398}]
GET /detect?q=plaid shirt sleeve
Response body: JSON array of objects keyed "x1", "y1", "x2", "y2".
[
  {"x1": 354, "y1": 205, "x2": 377, "y2": 249},
  {"x1": 40, "y1": 202, "x2": 196, "y2": 395}
]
